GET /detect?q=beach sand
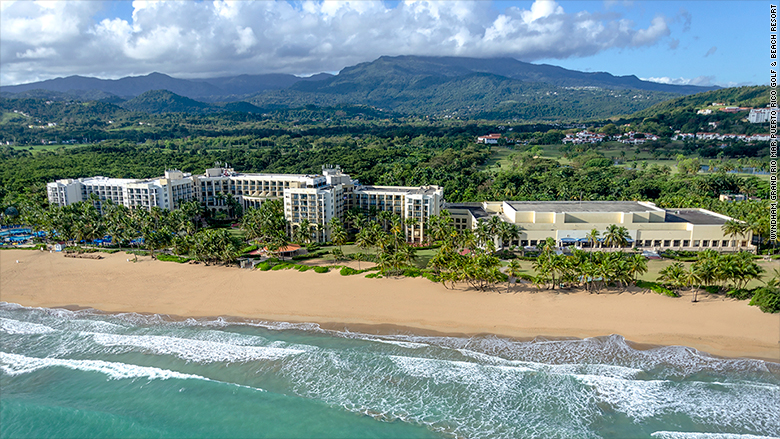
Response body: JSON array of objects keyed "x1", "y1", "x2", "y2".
[{"x1": 2, "y1": 249, "x2": 778, "y2": 361}]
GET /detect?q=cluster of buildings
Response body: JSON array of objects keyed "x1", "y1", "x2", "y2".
[
  {"x1": 671, "y1": 132, "x2": 771, "y2": 142},
  {"x1": 616, "y1": 131, "x2": 660, "y2": 145},
  {"x1": 47, "y1": 166, "x2": 754, "y2": 253},
  {"x1": 562, "y1": 131, "x2": 607, "y2": 145},
  {"x1": 696, "y1": 105, "x2": 775, "y2": 124},
  {"x1": 561, "y1": 130, "x2": 659, "y2": 145}
]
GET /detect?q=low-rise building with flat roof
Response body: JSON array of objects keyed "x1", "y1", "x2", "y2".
[{"x1": 445, "y1": 200, "x2": 753, "y2": 252}]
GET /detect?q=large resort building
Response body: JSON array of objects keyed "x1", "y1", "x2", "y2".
[
  {"x1": 47, "y1": 165, "x2": 444, "y2": 244},
  {"x1": 446, "y1": 201, "x2": 754, "y2": 252},
  {"x1": 48, "y1": 166, "x2": 752, "y2": 251}
]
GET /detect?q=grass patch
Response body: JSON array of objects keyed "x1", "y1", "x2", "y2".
[
  {"x1": 156, "y1": 254, "x2": 191, "y2": 263},
  {"x1": 749, "y1": 287, "x2": 780, "y2": 313},
  {"x1": 636, "y1": 280, "x2": 679, "y2": 297},
  {"x1": 314, "y1": 266, "x2": 329, "y2": 274}
]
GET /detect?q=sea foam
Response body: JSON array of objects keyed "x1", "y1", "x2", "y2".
[
  {"x1": 0, "y1": 351, "x2": 207, "y2": 381},
  {"x1": 87, "y1": 332, "x2": 305, "y2": 363}
]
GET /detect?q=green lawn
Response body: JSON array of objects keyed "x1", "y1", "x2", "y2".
[{"x1": 483, "y1": 146, "x2": 516, "y2": 172}]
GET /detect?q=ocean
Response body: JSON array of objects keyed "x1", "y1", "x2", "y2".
[{"x1": 1, "y1": 302, "x2": 778, "y2": 439}]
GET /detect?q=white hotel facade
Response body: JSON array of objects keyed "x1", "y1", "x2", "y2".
[{"x1": 47, "y1": 165, "x2": 444, "y2": 243}]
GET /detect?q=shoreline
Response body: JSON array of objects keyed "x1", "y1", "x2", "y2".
[{"x1": 2, "y1": 250, "x2": 779, "y2": 362}]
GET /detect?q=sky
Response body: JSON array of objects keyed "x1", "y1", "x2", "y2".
[{"x1": 0, "y1": 0, "x2": 769, "y2": 87}]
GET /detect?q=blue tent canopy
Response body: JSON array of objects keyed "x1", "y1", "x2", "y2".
[{"x1": 560, "y1": 238, "x2": 577, "y2": 243}]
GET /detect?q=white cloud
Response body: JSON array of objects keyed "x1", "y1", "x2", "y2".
[
  {"x1": 641, "y1": 75, "x2": 715, "y2": 86},
  {"x1": 1, "y1": 0, "x2": 676, "y2": 85}
]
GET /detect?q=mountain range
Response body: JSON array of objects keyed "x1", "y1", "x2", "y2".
[{"x1": 0, "y1": 56, "x2": 719, "y2": 120}]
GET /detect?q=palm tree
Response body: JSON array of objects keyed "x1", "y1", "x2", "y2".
[
  {"x1": 586, "y1": 228, "x2": 600, "y2": 250},
  {"x1": 626, "y1": 253, "x2": 648, "y2": 285},
  {"x1": 505, "y1": 259, "x2": 522, "y2": 293},
  {"x1": 658, "y1": 262, "x2": 686, "y2": 295},
  {"x1": 602, "y1": 224, "x2": 629, "y2": 249},
  {"x1": 684, "y1": 266, "x2": 703, "y2": 302},
  {"x1": 722, "y1": 220, "x2": 747, "y2": 249},
  {"x1": 294, "y1": 219, "x2": 312, "y2": 244},
  {"x1": 497, "y1": 222, "x2": 520, "y2": 251}
]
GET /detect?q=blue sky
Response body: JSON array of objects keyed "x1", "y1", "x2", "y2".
[{"x1": 0, "y1": 1, "x2": 768, "y2": 87}]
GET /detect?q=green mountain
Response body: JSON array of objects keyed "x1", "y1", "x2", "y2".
[
  {"x1": 120, "y1": 90, "x2": 217, "y2": 113},
  {"x1": 251, "y1": 69, "x2": 679, "y2": 121},
  {"x1": 631, "y1": 86, "x2": 769, "y2": 118}
]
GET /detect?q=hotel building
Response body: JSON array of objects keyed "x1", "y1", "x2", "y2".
[
  {"x1": 46, "y1": 165, "x2": 443, "y2": 243},
  {"x1": 445, "y1": 201, "x2": 754, "y2": 253},
  {"x1": 46, "y1": 170, "x2": 195, "y2": 213}
]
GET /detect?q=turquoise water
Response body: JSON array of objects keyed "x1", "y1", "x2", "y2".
[{"x1": 1, "y1": 302, "x2": 779, "y2": 439}]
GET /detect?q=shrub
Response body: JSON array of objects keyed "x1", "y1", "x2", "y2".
[
  {"x1": 726, "y1": 289, "x2": 754, "y2": 300},
  {"x1": 295, "y1": 264, "x2": 312, "y2": 272},
  {"x1": 313, "y1": 266, "x2": 329, "y2": 274},
  {"x1": 365, "y1": 273, "x2": 382, "y2": 279},
  {"x1": 240, "y1": 245, "x2": 258, "y2": 254},
  {"x1": 749, "y1": 287, "x2": 780, "y2": 313},
  {"x1": 339, "y1": 266, "x2": 377, "y2": 276},
  {"x1": 402, "y1": 267, "x2": 422, "y2": 277},
  {"x1": 340, "y1": 266, "x2": 360, "y2": 276},
  {"x1": 257, "y1": 262, "x2": 271, "y2": 271},
  {"x1": 421, "y1": 271, "x2": 440, "y2": 283},
  {"x1": 156, "y1": 254, "x2": 191, "y2": 263},
  {"x1": 272, "y1": 263, "x2": 294, "y2": 270},
  {"x1": 703, "y1": 285, "x2": 720, "y2": 295},
  {"x1": 636, "y1": 280, "x2": 679, "y2": 297}
]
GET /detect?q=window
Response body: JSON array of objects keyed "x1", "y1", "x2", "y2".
[
  {"x1": 530, "y1": 240, "x2": 538, "y2": 246},
  {"x1": 702, "y1": 240, "x2": 709, "y2": 247},
  {"x1": 722, "y1": 240, "x2": 729, "y2": 247},
  {"x1": 683, "y1": 240, "x2": 690, "y2": 247},
  {"x1": 673, "y1": 240, "x2": 680, "y2": 247},
  {"x1": 693, "y1": 240, "x2": 700, "y2": 247},
  {"x1": 663, "y1": 240, "x2": 671, "y2": 247},
  {"x1": 654, "y1": 240, "x2": 661, "y2": 247},
  {"x1": 644, "y1": 240, "x2": 652, "y2": 247}
]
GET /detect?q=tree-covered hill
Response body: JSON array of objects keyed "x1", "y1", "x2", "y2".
[
  {"x1": 252, "y1": 71, "x2": 679, "y2": 121},
  {"x1": 121, "y1": 90, "x2": 218, "y2": 114},
  {"x1": 632, "y1": 86, "x2": 769, "y2": 119}
]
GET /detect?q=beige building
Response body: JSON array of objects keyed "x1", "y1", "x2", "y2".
[
  {"x1": 445, "y1": 201, "x2": 754, "y2": 252},
  {"x1": 352, "y1": 185, "x2": 445, "y2": 243}
]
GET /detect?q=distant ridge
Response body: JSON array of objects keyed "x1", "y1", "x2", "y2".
[
  {"x1": 1, "y1": 72, "x2": 333, "y2": 102},
  {"x1": 0, "y1": 56, "x2": 720, "y2": 120}
]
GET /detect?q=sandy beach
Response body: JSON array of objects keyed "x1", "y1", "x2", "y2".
[{"x1": 1, "y1": 249, "x2": 778, "y2": 361}]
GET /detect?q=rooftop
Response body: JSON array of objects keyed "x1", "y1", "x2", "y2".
[
  {"x1": 504, "y1": 201, "x2": 662, "y2": 213},
  {"x1": 664, "y1": 209, "x2": 729, "y2": 225},
  {"x1": 80, "y1": 177, "x2": 139, "y2": 185},
  {"x1": 359, "y1": 185, "x2": 442, "y2": 195},
  {"x1": 444, "y1": 203, "x2": 489, "y2": 219}
]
